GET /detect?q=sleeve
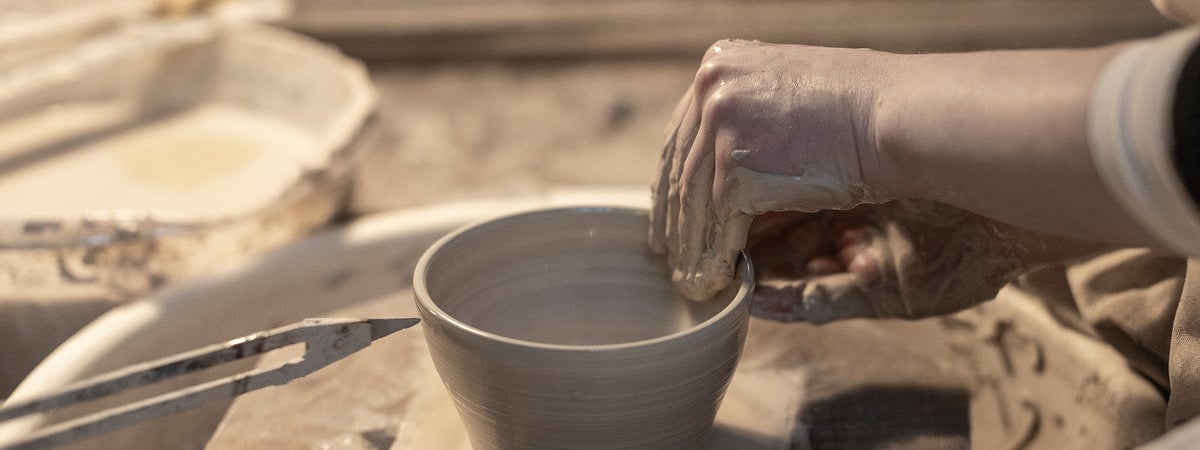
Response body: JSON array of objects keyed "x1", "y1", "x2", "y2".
[
  {"x1": 1088, "y1": 26, "x2": 1200, "y2": 256},
  {"x1": 1175, "y1": 40, "x2": 1200, "y2": 213},
  {"x1": 1153, "y1": 0, "x2": 1200, "y2": 24}
]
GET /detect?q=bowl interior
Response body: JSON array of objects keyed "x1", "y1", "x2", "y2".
[{"x1": 421, "y1": 208, "x2": 739, "y2": 346}]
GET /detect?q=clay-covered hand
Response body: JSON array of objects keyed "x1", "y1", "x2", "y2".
[
  {"x1": 649, "y1": 40, "x2": 893, "y2": 301},
  {"x1": 746, "y1": 201, "x2": 1076, "y2": 324}
]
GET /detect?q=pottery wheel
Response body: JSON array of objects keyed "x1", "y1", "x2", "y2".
[
  {"x1": 204, "y1": 286, "x2": 955, "y2": 448},
  {"x1": 10, "y1": 197, "x2": 1161, "y2": 450},
  {"x1": 206, "y1": 283, "x2": 1161, "y2": 449}
]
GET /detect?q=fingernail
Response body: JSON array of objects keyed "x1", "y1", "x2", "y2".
[
  {"x1": 838, "y1": 243, "x2": 867, "y2": 267},
  {"x1": 848, "y1": 252, "x2": 881, "y2": 285}
]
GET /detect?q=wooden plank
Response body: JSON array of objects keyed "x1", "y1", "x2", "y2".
[{"x1": 283, "y1": 0, "x2": 1177, "y2": 60}]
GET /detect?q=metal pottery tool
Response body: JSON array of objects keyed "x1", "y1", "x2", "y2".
[{"x1": 0, "y1": 317, "x2": 418, "y2": 450}]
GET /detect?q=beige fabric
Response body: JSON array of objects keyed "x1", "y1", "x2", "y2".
[
  {"x1": 1065, "y1": 250, "x2": 1185, "y2": 392},
  {"x1": 1020, "y1": 249, "x2": 1200, "y2": 429},
  {"x1": 1168, "y1": 259, "x2": 1200, "y2": 426}
]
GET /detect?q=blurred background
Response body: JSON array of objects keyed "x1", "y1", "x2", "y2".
[{"x1": 310, "y1": 0, "x2": 1177, "y2": 213}]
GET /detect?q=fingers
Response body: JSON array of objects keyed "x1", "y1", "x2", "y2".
[
  {"x1": 687, "y1": 213, "x2": 753, "y2": 300},
  {"x1": 649, "y1": 87, "x2": 695, "y2": 254},
  {"x1": 658, "y1": 40, "x2": 775, "y2": 299},
  {"x1": 673, "y1": 116, "x2": 720, "y2": 299},
  {"x1": 835, "y1": 225, "x2": 882, "y2": 283},
  {"x1": 749, "y1": 220, "x2": 887, "y2": 323},
  {"x1": 748, "y1": 215, "x2": 840, "y2": 278},
  {"x1": 648, "y1": 127, "x2": 676, "y2": 253},
  {"x1": 664, "y1": 89, "x2": 704, "y2": 260},
  {"x1": 747, "y1": 203, "x2": 1020, "y2": 325},
  {"x1": 750, "y1": 273, "x2": 881, "y2": 324}
]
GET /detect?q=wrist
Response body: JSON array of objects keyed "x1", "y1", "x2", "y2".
[
  {"x1": 863, "y1": 51, "x2": 928, "y2": 203},
  {"x1": 870, "y1": 44, "x2": 1171, "y2": 247},
  {"x1": 824, "y1": 48, "x2": 911, "y2": 204}
]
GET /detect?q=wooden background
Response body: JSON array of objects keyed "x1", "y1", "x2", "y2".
[
  {"x1": 285, "y1": 0, "x2": 1177, "y2": 61},
  {"x1": 288, "y1": 0, "x2": 1180, "y2": 214}
]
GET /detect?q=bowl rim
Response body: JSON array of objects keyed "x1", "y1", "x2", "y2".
[{"x1": 412, "y1": 205, "x2": 754, "y2": 353}]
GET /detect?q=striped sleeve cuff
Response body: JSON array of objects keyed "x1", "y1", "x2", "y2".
[{"x1": 1089, "y1": 27, "x2": 1200, "y2": 255}]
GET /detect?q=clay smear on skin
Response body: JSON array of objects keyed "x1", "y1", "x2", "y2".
[
  {"x1": 0, "y1": 103, "x2": 320, "y2": 216},
  {"x1": 677, "y1": 166, "x2": 873, "y2": 301}
]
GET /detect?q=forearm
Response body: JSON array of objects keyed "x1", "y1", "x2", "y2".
[{"x1": 869, "y1": 45, "x2": 1163, "y2": 249}]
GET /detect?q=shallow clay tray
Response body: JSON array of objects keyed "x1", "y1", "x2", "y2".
[
  {"x1": 0, "y1": 18, "x2": 376, "y2": 394},
  {"x1": 0, "y1": 21, "x2": 374, "y2": 301},
  {"x1": 4, "y1": 191, "x2": 1168, "y2": 449}
]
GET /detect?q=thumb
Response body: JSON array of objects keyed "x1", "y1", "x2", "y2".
[{"x1": 750, "y1": 273, "x2": 885, "y2": 324}]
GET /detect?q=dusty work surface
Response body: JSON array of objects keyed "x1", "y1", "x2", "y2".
[
  {"x1": 13, "y1": 193, "x2": 1159, "y2": 449},
  {"x1": 206, "y1": 284, "x2": 1163, "y2": 449},
  {"x1": 207, "y1": 289, "x2": 958, "y2": 449}
]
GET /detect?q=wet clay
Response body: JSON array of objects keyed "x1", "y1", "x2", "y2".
[
  {"x1": 424, "y1": 209, "x2": 729, "y2": 345},
  {"x1": 725, "y1": 166, "x2": 874, "y2": 215},
  {"x1": 0, "y1": 103, "x2": 320, "y2": 216},
  {"x1": 749, "y1": 202, "x2": 1029, "y2": 323},
  {"x1": 668, "y1": 166, "x2": 879, "y2": 302},
  {"x1": 415, "y1": 207, "x2": 752, "y2": 450}
]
